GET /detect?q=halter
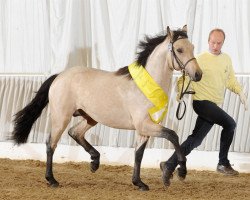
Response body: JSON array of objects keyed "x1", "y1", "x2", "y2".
[
  {"x1": 168, "y1": 37, "x2": 196, "y2": 120},
  {"x1": 168, "y1": 37, "x2": 196, "y2": 72}
]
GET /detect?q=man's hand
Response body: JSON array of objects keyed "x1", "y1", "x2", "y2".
[{"x1": 239, "y1": 91, "x2": 248, "y2": 111}]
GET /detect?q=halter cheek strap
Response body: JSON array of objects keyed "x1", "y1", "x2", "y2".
[{"x1": 168, "y1": 38, "x2": 196, "y2": 71}]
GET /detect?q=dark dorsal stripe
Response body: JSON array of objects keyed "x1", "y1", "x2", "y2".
[{"x1": 115, "y1": 30, "x2": 188, "y2": 78}]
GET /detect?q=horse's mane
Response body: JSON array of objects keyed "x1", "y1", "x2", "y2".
[{"x1": 115, "y1": 30, "x2": 188, "y2": 79}]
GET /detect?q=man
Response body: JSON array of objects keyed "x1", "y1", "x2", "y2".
[{"x1": 165, "y1": 28, "x2": 248, "y2": 176}]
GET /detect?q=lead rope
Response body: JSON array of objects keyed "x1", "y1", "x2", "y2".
[{"x1": 176, "y1": 73, "x2": 195, "y2": 120}]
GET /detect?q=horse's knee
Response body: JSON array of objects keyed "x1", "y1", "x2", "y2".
[
  {"x1": 170, "y1": 131, "x2": 179, "y2": 144},
  {"x1": 162, "y1": 128, "x2": 179, "y2": 145}
]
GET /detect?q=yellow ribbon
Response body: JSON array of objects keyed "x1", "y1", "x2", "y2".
[{"x1": 128, "y1": 62, "x2": 168, "y2": 123}]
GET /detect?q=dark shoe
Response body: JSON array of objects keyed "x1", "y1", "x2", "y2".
[{"x1": 216, "y1": 164, "x2": 239, "y2": 176}]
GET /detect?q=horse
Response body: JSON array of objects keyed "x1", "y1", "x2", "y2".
[{"x1": 12, "y1": 25, "x2": 202, "y2": 191}]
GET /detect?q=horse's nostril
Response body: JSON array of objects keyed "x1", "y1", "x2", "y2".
[{"x1": 195, "y1": 72, "x2": 202, "y2": 81}]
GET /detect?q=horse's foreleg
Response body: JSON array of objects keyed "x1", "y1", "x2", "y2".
[
  {"x1": 132, "y1": 135, "x2": 149, "y2": 191},
  {"x1": 68, "y1": 120, "x2": 100, "y2": 172},
  {"x1": 160, "y1": 127, "x2": 187, "y2": 183}
]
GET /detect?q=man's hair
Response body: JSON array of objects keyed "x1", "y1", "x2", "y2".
[{"x1": 208, "y1": 28, "x2": 226, "y2": 41}]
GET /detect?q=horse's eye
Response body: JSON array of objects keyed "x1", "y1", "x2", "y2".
[{"x1": 177, "y1": 48, "x2": 183, "y2": 53}]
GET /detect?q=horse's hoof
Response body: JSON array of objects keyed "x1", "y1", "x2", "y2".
[
  {"x1": 90, "y1": 161, "x2": 99, "y2": 173},
  {"x1": 177, "y1": 167, "x2": 187, "y2": 181},
  {"x1": 46, "y1": 176, "x2": 59, "y2": 188},
  {"x1": 48, "y1": 181, "x2": 59, "y2": 188},
  {"x1": 132, "y1": 179, "x2": 149, "y2": 191},
  {"x1": 160, "y1": 162, "x2": 173, "y2": 187},
  {"x1": 138, "y1": 185, "x2": 149, "y2": 191}
]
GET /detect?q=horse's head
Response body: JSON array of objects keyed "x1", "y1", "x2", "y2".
[{"x1": 166, "y1": 25, "x2": 202, "y2": 82}]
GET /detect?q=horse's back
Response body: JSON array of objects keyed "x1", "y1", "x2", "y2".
[{"x1": 49, "y1": 66, "x2": 111, "y2": 106}]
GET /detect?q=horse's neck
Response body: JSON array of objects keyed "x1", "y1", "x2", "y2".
[{"x1": 145, "y1": 43, "x2": 173, "y2": 95}]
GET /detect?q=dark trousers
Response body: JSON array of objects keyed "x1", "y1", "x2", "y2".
[{"x1": 166, "y1": 100, "x2": 236, "y2": 171}]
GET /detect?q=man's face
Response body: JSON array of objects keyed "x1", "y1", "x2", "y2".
[{"x1": 208, "y1": 31, "x2": 225, "y2": 55}]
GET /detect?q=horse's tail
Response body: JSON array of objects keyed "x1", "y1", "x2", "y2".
[{"x1": 12, "y1": 74, "x2": 59, "y2": 145}]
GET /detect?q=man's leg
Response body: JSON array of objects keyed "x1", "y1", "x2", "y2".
[
  {"x1": 190, "y1": 101, "x2": 238, "y2": 175},
  {"x1": 218, "y1": 116, "x2": 236, "y2": 166},
  {"x1": 213, "y1": 109, "x2": 238, "y2": 175},
  {"x1": 166, "y1": 116, "x2": 213, "y2": 172}
]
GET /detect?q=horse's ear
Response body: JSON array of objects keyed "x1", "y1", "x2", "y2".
[
  {"x1": 167, "y1": 26, "x2": 172, "y2": 38},
  {"x1": 182, "y1": 25, "x2": 187, "y2": 32}
]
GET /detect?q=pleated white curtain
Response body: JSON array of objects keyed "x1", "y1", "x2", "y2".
[
  {"x1": 1, "y1": 75, "x2": 249, "y2": 152},
  {"x1": 0, "y1": 0, "x2": 250, "y2": 153}
]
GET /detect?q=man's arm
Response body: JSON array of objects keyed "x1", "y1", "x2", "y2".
[{"x1": 226, "y1": 64, "x2": 248, "y2": 110}]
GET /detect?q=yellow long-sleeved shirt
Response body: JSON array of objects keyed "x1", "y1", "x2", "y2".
[{"x1": 178, "y1": 51, "x2": 242, "y2": 105}]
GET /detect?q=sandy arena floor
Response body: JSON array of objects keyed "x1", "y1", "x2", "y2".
[{"x1": 0, "y1": 158, "x2": 249, "y2": 200}]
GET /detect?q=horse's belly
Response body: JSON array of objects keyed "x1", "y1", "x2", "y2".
[
  {"x1": 74, "y1": 85, "x2": 135, "y2": 130},
  {"x1": 83, "y1": 104, "x2": 135, "y2": 130}
]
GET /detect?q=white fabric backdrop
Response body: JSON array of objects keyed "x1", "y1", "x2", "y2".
[
  {"x1": 49, "y1": 0, "x2": 197, "y2": 73},
  {"x1": 1, "y1": 0, "x2": 250, "y2": 73},
  {"x1": 0, "y1": 0, "x2": 50, "y2": 74},
  {"x1": 0, "y1": 0, "x2": 250, "y2": 153}
]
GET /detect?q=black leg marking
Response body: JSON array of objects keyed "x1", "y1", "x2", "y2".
[
  {"x1": 45, "y1": 140, "x2": 59, "y2": 187},
  {"x1": 132, "y1": 141, "x2": 149, "y2": 191},
  {"x1": 69, "y1": 132, "x2": 100, "y2": 172},
  {"x1": 89, "y1": 147, "x2": 100, "y2": 173},
  {"x1": 177, "y1": 161, "x2": 187, "y2": 180},
  {"x1": 160, "y1": 127, "x2": 187, "y2": 182},
  {"x1": 160, "y1": 161, "x2": 173, "y2": 187},
  {"x1": 161, "y1": 127, "x2": 186, "y2": 162}
]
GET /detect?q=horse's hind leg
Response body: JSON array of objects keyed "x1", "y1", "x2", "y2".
[
  {"x1": 46, "y1": 113, "x2": 71, "y2": 187},
  {"x1": 68, "y1": 118, "x2": 100, "y2": 172},
  {"x1": 46, "y1": 136, "x2": 58, "y2": 187},
  {"x1": 132, "y1": 135, "x2": 149, "y2": 191}
]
